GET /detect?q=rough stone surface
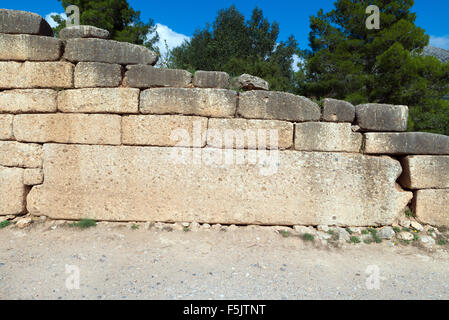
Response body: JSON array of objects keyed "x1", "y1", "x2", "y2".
[
  {"x1": 125, "y1": 65, "x2": 192, "y2": 88},
  {"x1": 27, "y1": 144, "x2": 412, "y2": 226},
  {"x1": 13, "y1": 114, "x2": 121, "y2": 145},
  {"x1": 0, "y1": 62, "x2": 74, "y2": 89},
  {"x1": 237, "y1": 74, "x2": 269, "y2": 91},
  {"x1": 0, "y1": 166, "x2": 25, "y2": 215},
  {"x1": 399, "y1": 156, "x2": 449, "y2": 189},
  {"x1": 238, "y1": 91, "x2": 321, "y2": 122},
  {"x1": 364, "y1": 132, "x2": 449, "y2": 155},
  {"x1": 355, "y1": 104, "x2": 408, "y2": 132},
  {"x1": 410, "y1": 220, "x2": 424, "y2": 232},
  {"x1": 207, "y1": 118, "x2": 293, "y2": 150},
  {"x1": 378, "y1": 226, "x2": 395, "y2": 239},
  {"x1": 0, "y1": 34, "x2": 62, "y2": 61},
  {"x1": 23, "y1": 168, "x2": 43, "y2": 185},
  {"x1": 413, "y1": 190, "x2": 449, "y2": 227},
  {"x1": 16, "y1": 216, "x2": 32, "y2": 229},
  {"x1": 193, "y1": 71, "x2": 230, "y2": 89},
  {"x1": 0, "y1": 141, "x2": 42, "y2": 168},
  {"x1": 58, "y1": 88, "x2": 139, "y2": 114},
  {"x1": 63, "y1": 38, "x2": 158, "y2": 65},
  {"x1": 74, "y1": 62, "x2": 122, "y2": 88},
  {"x1": 336, "y1": 228, "x2": 351, "y2": 241},
  {"x1": 0, "y1": 9, "x2": 53, "y2": 36},
  {"x1": 122, "y1": 115, "x2": 207, "y2": 147},
  {"x1": 0, "y1": 89, "x2": 57, "y2": 113},
  {"x1": 322, "y1": 98, "x2": 355, "y2": 123},
  {"x1": 397, "y1": 232, "x2": 414, "y2": 241},
  {"x1": 59, "y1": 25, "x2": 110, "y2": 40},
  {"x1": 294, "y1": 122, "x2": 362, "y2": 152},
  {"x1": 140, "y1": 88, "x2": 237, "y2": 118},
  {"x1": 0, "y1": 115, "x2": 13, "y2": 140}
]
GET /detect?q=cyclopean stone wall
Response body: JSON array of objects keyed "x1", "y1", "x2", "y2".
[{"x1": 1, "y1": 9, "x2": 448, "y2": 227}]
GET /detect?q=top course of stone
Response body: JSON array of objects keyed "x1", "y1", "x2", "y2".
[{"x1": 0, "y1": 9, "x2": 158, "y2": 66}]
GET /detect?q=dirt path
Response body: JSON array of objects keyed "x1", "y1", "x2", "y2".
[{"x1": 1, "y1": 221, "x2": 448, "y2": 300}]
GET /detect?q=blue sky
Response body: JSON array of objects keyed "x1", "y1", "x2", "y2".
[{"x1": 2, "y1": 0, "x2": 449, "y2": 51}]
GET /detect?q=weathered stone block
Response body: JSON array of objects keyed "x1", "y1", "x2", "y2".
[
  {"x1": 63, "y1": 38, "x2": 158, "y2": 65},
  {"x1": 125, "y1": 65, "x2": 192, "y2": 88},
  {"x1": 58, "y1": 88, "x2": 139, "y2": 114},
  {"x1": 356, "y1": 104, "x2": 408, "y2": 132},
  {"x1": 0, "y1": 115, "x2": 13, "y2": 140},
  {"x1": 140, "y1": 88, "x2": 237, "y2": 117},
  {"x1": 322, "y1": 98, "x2": 355, "y2": 123},
  {"x1": 0, "y1": 62, "x2": 73, "y2": 89},
  {"x1": 74, "y1": 62, "x2": 122, "y2": 88},
  {"x1": 0, "y1": 166, "x2": 25, "y2": 215},
  {"x1": 193, "y1": 71, "x2": 230, "y2": 89},
  {"x1": 0, "y1": 141, "x2": 42, "y2": 168},
  {"x1": 207, "y1": 118, "x2": 293, "y2": 150},
  {"x1": 0, "y1": 34, "x2": 62, "y2": 61},
  {"x1": 237, "y1": 74, "x2": 269, "y2": 91},
  {"x1": 0, "y1": 9, "x2": 53, "y2": 36},
  {"x1": 59, "y1": 25, "x2": 110, "y2": 40},
  {"x1": 13, "y1": 114, "x2": 121, "y2": 145},
  {"x1": 399, "y1": 156, "x2": 449, "y2": 189},
  {"x1": 364, "y1": 132, "x2": 449, "y2": 155},
  {"x1": 413, "y1": 190, "x2": 449, "y2": 227},
  {"x1": 122, "y1": 115, "x2": 207, "y2": 147},
  {"x1": 0, "y1": 89, "x2": 57, "y2": 113},
  {"x1": 295, "y1": 122, "x2": 362, "y2": 153},
  {"x1": 23, "y1": 168, "x2": 43, "y2": 185},
  {"x1": 27, "y1": 144, "x2": 411, "y2": 226},
  {"x1": 238, "y1": 91, "x2": 321, "y2": 122}
]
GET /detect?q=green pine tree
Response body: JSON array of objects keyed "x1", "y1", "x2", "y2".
[
  {"x1": 169, "y1": 6, "x2": 298, "y2": 92},
  {"x1": 298, "y1": 0, "x2": 449, "y2": 134}
]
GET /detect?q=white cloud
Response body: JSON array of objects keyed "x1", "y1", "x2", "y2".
[
  {"x1": 154, "y1": 23, "x2": 190, "y2": 56},
  {"x1": 45, "y1": 12, "x2": 67, "y2": 28},
  {"x1": 429, "y1": 35, "x2": 449, "y2": 50},
  {"x1": 292, "y1": 54, "x2": 304, "y2": 72}
]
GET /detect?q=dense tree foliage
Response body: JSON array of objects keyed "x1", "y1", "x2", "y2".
[
  {"x1": 52, "y1": 0, "x2": 159, "y2": 51},
  {"x1": 298, "y1": 0, "x2": 449, "y2": 134},
  {"x1": 169, "y1": 6, "x2": 298, "y2": 92}
]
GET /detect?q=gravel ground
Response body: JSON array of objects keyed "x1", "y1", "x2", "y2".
[{"x1": 0, "y1": 220, "x2": 448, "y2": 300}]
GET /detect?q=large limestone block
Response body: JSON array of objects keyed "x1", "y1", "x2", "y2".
[
  {"x1": 27, "y1": 144, "x2": 412, "y2": 226},
  {"x1": 295, "y1": 122, "x2": 362, "y2": 152},
  {"x1": 74, "y1": 62, "x2": 122, "y2": 88},
  {"x1": 14, "y1": 114, "x2": 121, "y2": 145},
  {"x1": 63, "y1": 38, "x2": 158, "y2": 65},
  {"x1": 0, "y1": 141, "x2": 42, "y2": 168},
  {"x1": 322, "y1": 98, "x2": 355, "y2": 123},
  {"x1": 0, "y1": 34, "x2": 62, "y2": 61},
  {"x1": 355, "y1": 104, "x2": 408, "y2": 132},
  {"x1": 400, "y1": 156, "x2": 449, "y2": 189},
  {"x1": 0, "y1": 89, "x2": 57, "y2": 113},
  {"x1": 0, "y1": 9, "x2": 53, "y2": 36},
  {"x1": 0, "y1": 62, "x2": 73, "y2": 89},
  {"x1": 125, "y1": 65, "x2": 192, "y2": 88},
  {"x1": 0, "y1": 115, "x2": 13, "y2": 140},
  {"x1": 0, "y1": 166, "x2": 25, "y2": 215},
  {"x1": 59, "y1": 25, "x2": 110, "y2": 40},
  {"x1": 413, "y1": 190, "x2": 449, "y2": 227},
  {"x1": 122, "y1": 115, "x2": 207, "y2": 147},
  {"x1": 207, "y1": 118, "x2": 293, "y2": 150},
  {"x1": 140, "y1": 88, "x2": 237, "y2": 117},
  {"x1": 58, "y1": 88, "x2": 139, "y2": 114},
  {"x1": 238, "y1": 91, "x2": 321, "y2": 122},
  {"x1": 193, "y1": 71, "x2": 230, "y2": 89},
  {"x1": 364, "y1": 132, "x2": 449, "y2": 155}
]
